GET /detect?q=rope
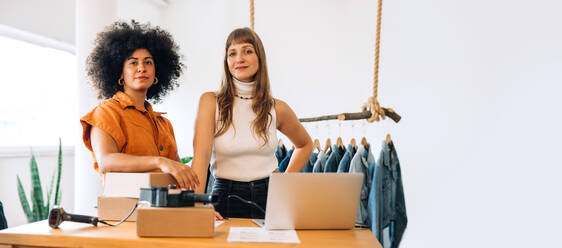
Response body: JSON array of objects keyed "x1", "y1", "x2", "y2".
[
  {"x1": 364, "y1": 0, "x2": 385, "y2": 122},
  {"x1": 250, "y1": 0, "x2": 255, "y2": 30}
]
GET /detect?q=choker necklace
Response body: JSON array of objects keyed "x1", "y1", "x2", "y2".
[{"x1": 234, "y1": 94, "x2": 253, "y2": 100}]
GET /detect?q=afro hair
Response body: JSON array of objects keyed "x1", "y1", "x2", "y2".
[{"x1": 86, "y1": 20, "x2": 184, "y2": 103}]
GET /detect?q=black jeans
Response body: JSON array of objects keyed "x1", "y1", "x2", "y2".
[{"x1": 211, "y1": 177, "x2": 269, "y2": 219}]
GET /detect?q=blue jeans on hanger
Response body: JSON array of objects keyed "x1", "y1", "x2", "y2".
[
  {"x1": 312, "y1": 151, "x2": 328, "y2": 173},
  {"x1": 337, "y1": 144, "x2": 356, "y2": 173},
  {"x1": 369, "y1": 140, "x2": 407, "y2": 248},
  {"x1": 301, "y1": 152, "x2": 318, "y2": 173},
  {"x1": 349, "y1": 144, "x2": 376, "y2": 226},
  {"x1": 275, "y1": 145, "x2": 287, "y2": 166},
  {"x1": 324, "y1": 145, "x2": 345, "y2": 173},
  {"x1": 278, "y1": 149, "x2": 293, "y2": 173}
]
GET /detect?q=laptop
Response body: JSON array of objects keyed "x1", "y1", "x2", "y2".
[{"x1": 257, "y1": 173, "x2": 363, "y2": 230}]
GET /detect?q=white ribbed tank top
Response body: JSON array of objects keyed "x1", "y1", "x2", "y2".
[{"x1": 209, "y1": 79, "x2": 278, "y2": 182}]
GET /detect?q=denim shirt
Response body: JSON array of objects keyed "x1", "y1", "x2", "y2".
[
  {"x1": 301, "y1": 152, "x2": 318, "y2": 172},
  {"x1": 369, "y1": 141, "x2": 407, "y2": 248},
  {"x1": 275, "y1": 145, "x2": 287, "y2": 166},
  {"x1": 324, "y1": 145, "x2": 345, "y2": 173},
  {"x1": 337, "y1": 144, "x2": 356, "y2": 173},
  {"x1": 312, "y1": 151, "x2": 329, "y2": 173},
  {"x1": 278, "y1": 149, "x2": 294, "y2": 173},
  {"x1": 349, "y1": 144, "x2": 376, "y2": 225}
]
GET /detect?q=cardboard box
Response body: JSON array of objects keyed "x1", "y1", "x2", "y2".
[
  {"x1": 98, "y1": 196, "x2": 139, "y2": 222},
  {"x1": 103, "y1": 172, "x2": 177, "y2": 198},
  {"x1": 137, "y1": 205, "x2": 215, "y2": 237}
]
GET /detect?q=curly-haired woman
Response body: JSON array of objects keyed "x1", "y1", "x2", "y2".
[{"x1": 81, "y1": 20, "x2": 199, "y2": 189}]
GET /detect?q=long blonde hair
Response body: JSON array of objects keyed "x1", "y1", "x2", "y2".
[{"x1": 215, "y1": 27, "x2": 273, "y2": 146}]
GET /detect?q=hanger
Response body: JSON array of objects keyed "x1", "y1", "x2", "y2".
[
  {"x1": 313, "y1": 138, "x2": 322, "y2": 153},
  {"x1": 386, "y1": 133, "x2": 394, "y2": 151},
  {"x1": 323, "y1": 138, "x2": 332, "y2": 153},
  {"x1": 350, "y1": 138, "x2": 357, "y2": 149},
  {"x1": 360, "y1": 137, "x2": 368, "y2": 146},
  {"x1": 360, "y1": 136, "x2": 369, "y2": 151},
  {"x1": 336, "y1": 136, "x2": 344, "y2": 149}
]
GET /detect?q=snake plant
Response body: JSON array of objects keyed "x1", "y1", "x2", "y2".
[
  {"x1": 16, "y1": 139, "x2": 63, "y2": 222},
  {"x1": 181, "y1": 156, "x2": 193, "y2": 164}
]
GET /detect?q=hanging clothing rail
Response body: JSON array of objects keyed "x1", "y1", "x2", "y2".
[{"x1": 299, "y1": 108, "x2": 401, "y2": 123}]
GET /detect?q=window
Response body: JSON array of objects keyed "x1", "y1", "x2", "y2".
[{"x1": 0, "y1": 36, "x2": 76, "y2": 147}]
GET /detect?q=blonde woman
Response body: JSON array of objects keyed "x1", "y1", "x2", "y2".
[{"x1": 191, "y1": 28, "x2": 312, "y2": 219}]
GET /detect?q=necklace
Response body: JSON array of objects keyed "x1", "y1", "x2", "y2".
[{"x1": 235, "y1": 94, "x2": 253, "y2": 100}]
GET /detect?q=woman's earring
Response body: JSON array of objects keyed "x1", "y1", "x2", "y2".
[
  {"x1": 153, "y1": 77, "x2": 159, "y2": 85},
  {"x1": 118, "y1": 78, "x2": 124, "y2": 86}
]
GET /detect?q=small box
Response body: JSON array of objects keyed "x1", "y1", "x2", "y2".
[
  {"x1": 98, "y1": 196, "x2": 139, "y2": 221},
  {"x1": 137, "y1": 205, "x2": 215, "y2": 237},
  {"x1": 103, "y1": 172, "x2": 177, "y2": 198}
]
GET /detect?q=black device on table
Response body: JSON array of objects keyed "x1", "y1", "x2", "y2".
[
  {"x1": 48, "y1": 207, "x2": 99, "y2": 228},
  {"x1": 140, "y1": 185, "x2": 218, "y2": 207}
]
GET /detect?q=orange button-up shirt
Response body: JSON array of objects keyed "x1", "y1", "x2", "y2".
[{"x1": 81, "y1": 91, "x2": 178, "y2": 172}]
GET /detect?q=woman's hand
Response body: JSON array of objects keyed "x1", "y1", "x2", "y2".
[{"x1": 157, "y1": 157, "x2": 200, "y2": 189}]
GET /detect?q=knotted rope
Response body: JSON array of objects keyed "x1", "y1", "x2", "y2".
[
  {"x1": 363, "y1": 0, "x2": 385, "y2": 122},
  {"x1": 250, "y1": 0, "x2": 255, "y2": 30}
]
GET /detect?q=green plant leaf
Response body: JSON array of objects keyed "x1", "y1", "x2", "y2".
[
  {"x1": 32, "y1": 204, "x2": 40, "y2": 222},
  {"x1": 30, "y1": 194, "x2": 37, "y2": 222},
  {"x1": 30, "y1": 155, "x2": 44, "y2": 221},
  {"x1": 16, "y1": 176, "x2": 33, "y2": 222},
  {"x1": 56, "y1": 189, "x2": 62, "y2": 206},
  {"x1": 46, "y1": 169, "x2": 56, "y2": 215},
  {"x1": 181, "y1": 156, "x2": 193, "y2": 164},
  {"x1": 54, "y1": 138, "x2": 62, "y2": 206}
]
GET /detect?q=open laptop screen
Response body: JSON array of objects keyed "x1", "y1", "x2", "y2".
[{"x1": 263, "y1": 173, "x2": 363, "y2": 230}]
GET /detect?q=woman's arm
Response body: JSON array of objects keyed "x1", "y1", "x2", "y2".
[
  {"x1": 191, "y1": 92, "x2": 217, "y2": 194},
  {"x1": 91, "y1": 126, "x2": 199, "y2": 189},
  {"x1": 275, "y1": 99, "x2": 313, "y2": 172}
]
